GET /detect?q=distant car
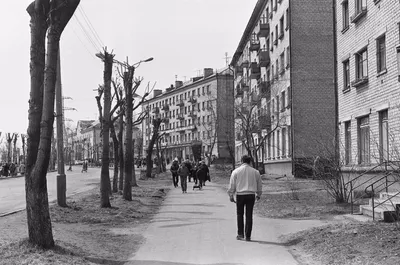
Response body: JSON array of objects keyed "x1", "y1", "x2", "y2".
[{"x1": 75, "y1": 160, "x2": 83, "y2": 165}]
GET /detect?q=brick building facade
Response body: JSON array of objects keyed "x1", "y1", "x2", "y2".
[
  {"x1": 231, "y1": 0, "x2": 336, "y2": 177},
  {"x1": 337, "y1": 0, "x2": 400, "y2": 168},
  {"x1": 141, "y1": 68, "x2": 234, "y2": 163}
]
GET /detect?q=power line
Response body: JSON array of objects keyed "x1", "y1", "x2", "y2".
[
  {"x1": 78, "y1": 5, "x2": 104, "y2": 48},
  {"x1": 70, "y1": 23, "x2": 97, "y2": 59},
  {"x1": 73, "y1": 13, "x2": 101, "y2": 52}
]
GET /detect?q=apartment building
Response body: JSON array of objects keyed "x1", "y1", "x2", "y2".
[
  {"x1": 141, "y1": 68, "x2": 234, "y2": 163},
  {"x1": 231, "y1": 0, "x2": 336, "y2": 177},
  {"x1": 337, "y1": 0, "x2": 400, "y2": 167}
]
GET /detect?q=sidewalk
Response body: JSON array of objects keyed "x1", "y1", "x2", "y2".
[{"x1": 127, "y1": 181, "x2": 327, "y2": 265}]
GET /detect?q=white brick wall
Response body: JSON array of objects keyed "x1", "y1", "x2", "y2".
[{"x1": 337, "y1": 0, "x2": 400, "y2": 165}]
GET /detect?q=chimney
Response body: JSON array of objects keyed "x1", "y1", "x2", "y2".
[
  {"x1": 153, "y1": 89, "x2": 162, "y2": 98},
  {"x1": 204, "y1": 68, "x2": 214, "y2": 78},
  {"x1": 175, "y1": 80, "x2": 183, "y2": 88},
  {"x1": 166, "y1": 84, "x2": 174, "y2": 91}
]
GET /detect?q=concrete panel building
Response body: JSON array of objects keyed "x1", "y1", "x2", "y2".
[
  {"x1": 231, "y1": 0, "x2": 336, "y2": 177},
  {"x1": 142, "y1": 68, "x2": 234, "y2": 163}
]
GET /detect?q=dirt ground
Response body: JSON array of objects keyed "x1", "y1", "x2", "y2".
[
  {"x1": 211, "y1": 167, "x2": 400, "y2": 265},
  {"x1": 0, "y1": 173, "x2": 171, "y2": 265}
]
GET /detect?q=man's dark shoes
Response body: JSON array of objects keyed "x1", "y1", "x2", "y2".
[
  {"x1": 245, "y1": 237, "x2": 251, "y2": 241},
  {"x1": 236, "y1": 235, "x2": 244, "y2": 241}
]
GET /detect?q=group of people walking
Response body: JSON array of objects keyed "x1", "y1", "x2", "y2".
[
  {"x1": 0, "y1": 162, "x2": 24, "y2": 177},
  {"x1": 170, "y1": 158, "x2": 210, "y2": 193}
]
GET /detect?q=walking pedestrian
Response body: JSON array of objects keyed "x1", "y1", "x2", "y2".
[
  {"x1": 196, "y1": 161, "x2": 209, "y2": 190},
  {"x1": 170, "y1": 158, "x2": 179, "y2": 188},
  {"x1": 227, "y1": 155, "x2": 262, "y2": 242},
  {"x1": 177, "y1": 162, "x2": 190, "y2": 193}
]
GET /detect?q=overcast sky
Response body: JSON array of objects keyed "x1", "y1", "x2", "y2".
[{"x1": 0, "y1": 0, "x2": 257, "y2": 134}]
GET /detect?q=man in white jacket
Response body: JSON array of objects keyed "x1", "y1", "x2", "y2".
[{"x1": 227, "y1": 155, "x2": 263, "y2": 241}]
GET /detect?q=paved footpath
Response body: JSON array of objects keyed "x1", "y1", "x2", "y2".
[{"x1": 127, "y1": 181, "x2": 327, "y2": 265}]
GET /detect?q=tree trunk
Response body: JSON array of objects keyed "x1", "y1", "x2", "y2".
[
  {"x1": 25, "y1": 0, "x2": 80, "y2": 249},
  {"x1": 110, "y1": 125, "x2": 119, "y2": 193},
  {"x1": 100, "y1": 51, "x2": 113, "y2": 208},
  {"x1": 13, "y1": 135, "x2": 18, "y2": 163},
  {"x1": 118, "y1": 112, "x2": 124, "y2": 191},
  {"x1": 146, "y1": 118, "x2": 162, "y2": 178},
  {"x1": 124, "y1": 68, "x2": 135, "y2": 200}
]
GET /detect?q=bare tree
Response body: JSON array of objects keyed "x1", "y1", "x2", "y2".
[
  {"x1": 6, "y1": 133, "x2": 15, "y2": 163},
  {"x1": 146, "y1": 117, "x2": 164, "y2": 178},
  {"x1": 13, "y1": 134, "x2": 18, "y2": 163},
  {"x1": 25, "y1": 0, "x2": 80, "y2": 248},
  {"x1": 96, "y1": 49, "x2": 114, "y2": 208},
  {"x1": 21, "y1": 134, "x2": 26, "y2": 166}
]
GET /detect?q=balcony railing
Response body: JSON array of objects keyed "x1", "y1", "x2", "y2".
[
  {"x1": 258, "y1": 48, "x2": 270, "y2": 67},
  {"x1": 351, "y1": 76, "x2": 369, "y2": 87},
  {"x1": 249, "y1": 39, "x2": 260, "y2": 52},
  {"x1": 176, "y1": 100, "x2": 184, "y2": 107},
  {"x1": 235, "y1": 65, "x2": 243, "y2": 76},
  {"x1": 177, "y1": 113, "x2": 185, "y2": 120},
  {"x1": 161, "y1": 104, "x2": 169, "y2": 111},
  {"x1": 240, "y1": 58, "x2": 249, "y2": 69},
  {"x1": 250, "y1": 62, "x2": 261, "y2": 79},
  {"x1": 188, "y1": 111, "x2": 197, "y2": 118},
  {"x1": 258, "y1": 80, "x2": 271, "y2": 98},
  {"x1": 257, "y1": 17, "x2": 269, "y2": 38},
  {"x1": 188, "y1": 96, "x2": 197, "y2": 104}
]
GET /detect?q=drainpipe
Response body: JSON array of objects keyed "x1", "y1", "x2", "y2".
[
  {"x1": 288, "y1": 0, "x2": 294, "y2": 176},
  {"x1": 333, "y1": 0, "x2": 339, "y2": 171}
]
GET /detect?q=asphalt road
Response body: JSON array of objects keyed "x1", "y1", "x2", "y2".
[{"x1": 0, "y1": 167, "x2": 105, "y2": 217}]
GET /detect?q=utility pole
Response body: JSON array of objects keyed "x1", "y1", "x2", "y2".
[{"x1": 56, "y1": 49, "x2": 67, "y2": 207}]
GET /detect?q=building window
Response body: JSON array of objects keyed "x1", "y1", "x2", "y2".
[
  {"x1": 343, "y1": 59, "x2": 350, "y2": 91},
  {"x1": 286, "y1": 46, "x2": 290, "y2": 68},
  {"x1": 279, "y1": 16, "x2": 284, "y2": 38},
  {"x1": 285, "y1": 8, "x2": 290, "y2": 30},
  {"x1": 272, "y1": 132, "x2": 275, "y2": 158},
  {"x1": 354, "y1": 48, "x2": 368, "y2": 85},
  {"x1": 376, "y1": 34, "x2": 386, "y2": 74},
  {"x1": 275, "y1": 59, "x2": 279, "y2": 77},
  {"x1": 342, "y1": 1, "x2": 349, "y2": 32},
  {"x1": 274, "y1": 25, "x2": 278, "y2": 43},
  {"x1": 351, "y1": 0, "x2": 367, "y2": 23},
  {"x1": 344, "y1": 121, "x2": 351, "y2": 165},
  {"x1": 270, "y1": 0, "x2": 274, "y2": 12},
  {"x1": 280, "y1": 52, "x2": 285, "y2": 74},
  {"x1": 379, "y1": 110, "x2": 389, "y2": 162},
  {"x1": 270, "y1": 33, "x2": 274, "y2": 51},
  {"x1": 358, "y1": 116, "x2": 370, "y2": 165},
  {"x1": 277, "y1": 130, "x2": 280, "y2": 157},
  {"x1": 281, "y1": 128, "x2": 286, "y2": 157},
  {"x1": 281, "y1": 90, "x2": 286, "y2": 111},
  {"x1": 267, "y1": 134, "x2": 271, "y2": 159},
  {"x1": 397, "y1": 46, "x2": 400, "y2": 81}
]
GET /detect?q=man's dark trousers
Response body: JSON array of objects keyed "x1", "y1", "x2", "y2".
[
  {"x1": 236, "y1": 194, "x2": 255, "y2": 238},
  {"x1": 172, "y1": 173, "x2": 179, "y2": 187}
]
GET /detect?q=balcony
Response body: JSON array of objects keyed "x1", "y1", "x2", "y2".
[
  {"x1": 240, "y1": 58, "x2": 249, "y2": 69},
  {"x1": 257, "y1": 18, "x2": 269, "y2": 38},
  {"x1": 188, "y1": 96, "x2": 197, "y2": 104},
  {"x1": 162, "y1": 118, "x2": 169, "y2": 123},
  {"x1": 152, "y1": 107, "x2": 160, "y2": 114},
  {"x1": 237, "y1": 78, "x2": 250, "y2": 92},
  {"x1": 177, "y1": 126, "x2": 186, "y2": 133},
  {"x1": 258, "y1": 80, "x2": 271, "y2": 98},
  {"x1": 176, "y1": 100, "x2": 184, "y2": 107},
  {"x1": 351, "y1": 7, "x2": 367, "y2": 24},
  {"x1": 258, "y1": 49, "x2": 270, "y2": 67},
  {"x1": 161, "y1": 104, "x2": 169, "y2": 111},
  {"x1": 258, "y1": 114, "x2": 271, "y2": 130},
  {"x1": 177, "y1": 113, "x2": 185, "y2": 120},
  {"x1": 250, "y1": 62, "x2": 261, "y2": 79},
  {"x1": 235, "y1": 65, "x2": 243, "y2": 76},
  {"x1": 249, "y1": 39, "x2": 260, "y2": 52},
  {"x1": 188, "y1": 111, "x2": 197, "y2": 118},
  {"x1": 235, "y1": 88, "x2": 244, "y2": 98},
  {"x1": 189, "y1": 124, "x2": 197, "y2": 131}
]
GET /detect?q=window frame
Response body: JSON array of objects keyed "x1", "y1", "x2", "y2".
[
  {"x1": 343, "y1": 59, "x2": 350, "y2": 91},
  {"x1": 376, "y1": 34, "x2": 386, "y2": 74},
  {"x1": 358, "y1": 115, "x2": 370, "y2": 165},
  {"x1": 342, "y1": 0, "x2": 349, "y2": 32}
]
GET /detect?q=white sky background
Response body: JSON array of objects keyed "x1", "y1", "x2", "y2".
[{"x1": 0, "y1": 0, "x2": 257, "y2": 135}]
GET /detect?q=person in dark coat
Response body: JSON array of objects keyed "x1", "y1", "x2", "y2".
[
  {"x1": 196, "y1": 161, "x2": 209, "y2": 190},
  {"x1": 170, "y1": 159, "x2": 179, "y2": 188}
]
